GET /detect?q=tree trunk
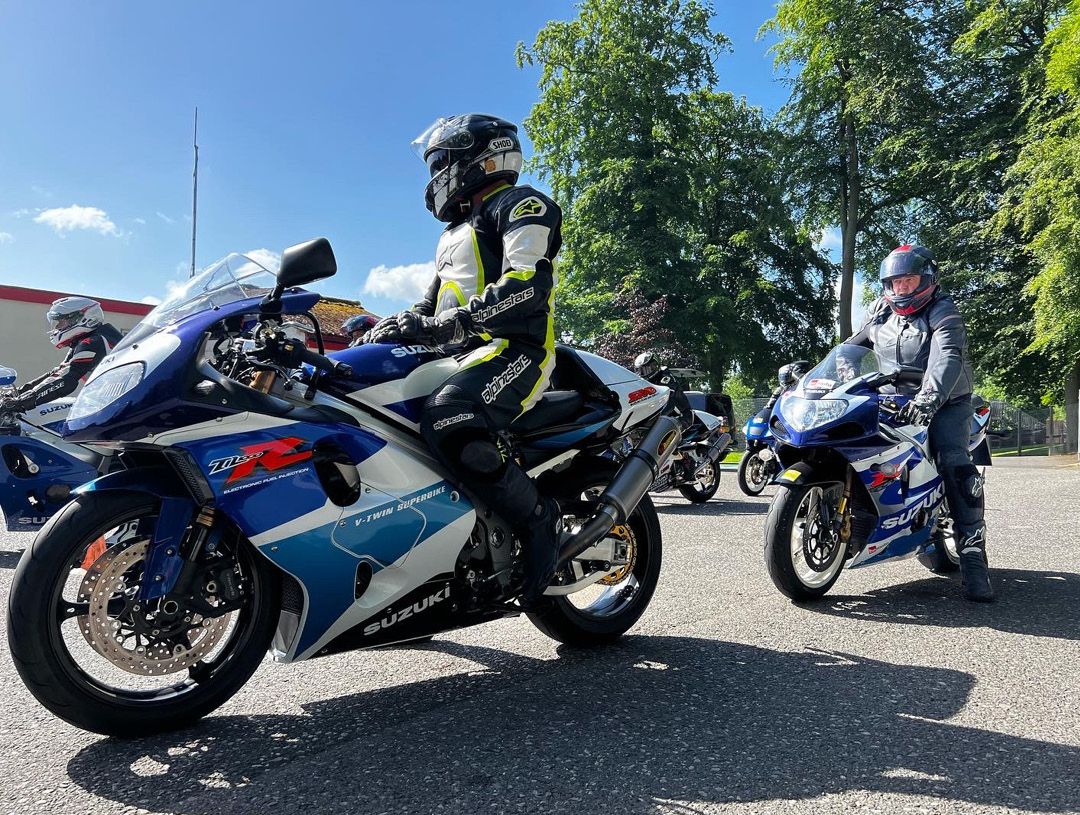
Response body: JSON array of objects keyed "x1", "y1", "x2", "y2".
[
  {"x1": 1065, "y1": 356, "x2": 1079, "y2": 456},
  {"x1": 839, "y1": 113, "x2": 860, "y2": 340}
]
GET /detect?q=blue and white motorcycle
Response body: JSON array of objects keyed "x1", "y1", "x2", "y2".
[
  {"x1": 762, "y1": 345, "x2": 991, "y2": 600},
  {"x1": 736, "y1": 407, "x2": 777, "y2": 496},
  {"x1": 0, "y1": 369, "x2": 106, "y2": 531},
  {"x1": 8, "y1": 241, "x2": 682, "y2": 737}
]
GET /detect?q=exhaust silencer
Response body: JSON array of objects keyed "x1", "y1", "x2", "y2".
[{"x1": 558, "y1": 413, "x2": 683, "y2": 566}]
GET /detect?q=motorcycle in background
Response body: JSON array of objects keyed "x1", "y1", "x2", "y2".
[
  {"x1": 0, "y1": 366, "x2": 108, "y2": 531},
  {"x1": 736, "y1": 361, "x2": 811, "y2": 497},
  {"x1": 762, "y1": 345, "x2": 991, "y2": 600}
]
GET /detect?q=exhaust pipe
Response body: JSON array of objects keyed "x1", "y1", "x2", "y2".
[{"x1": 557, "y1": 412, "x2": 682, "y2": 567}]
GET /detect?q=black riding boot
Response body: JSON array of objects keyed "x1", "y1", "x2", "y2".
[{"x1": 943, "y1": 463, "x2": 995, "y2": 603}]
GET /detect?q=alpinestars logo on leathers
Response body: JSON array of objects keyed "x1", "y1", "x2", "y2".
[{"x1": 482, "y1": 355, "x2": 530, "y2": 404}]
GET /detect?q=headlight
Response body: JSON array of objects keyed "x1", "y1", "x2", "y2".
[
  {"x1": 69, "y1": 363, "x2": 145, "y2": 421},
  {"x1": 781, "y1": 396, "x2": 848, "y2": 432}
]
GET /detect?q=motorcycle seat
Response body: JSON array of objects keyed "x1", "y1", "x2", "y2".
[{"x1": 511, "y1": 390, "x2": 584, "y2": 434}]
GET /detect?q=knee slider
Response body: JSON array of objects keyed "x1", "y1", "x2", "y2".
[{"x1": 947, "y1": 464, "x2": 983, "y2": 508}]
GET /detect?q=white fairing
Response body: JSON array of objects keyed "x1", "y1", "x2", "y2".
[
  {"x1": 694, "y1": 410, "x2": 721, "y2": 432},
  {"x1": 22, "y1": 398, "x2": 75, "y2": 430},
  {"x1": 344, "y1": 356, "x2": 460, "y2": 430},
  {"x1": 573, "y1": 349, "x2": 640, "y2": 385}
]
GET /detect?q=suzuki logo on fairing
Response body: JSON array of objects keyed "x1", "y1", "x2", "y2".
[
  {"x1": 880, "y1": 483, "x2": 945, "y2": 530},
  {"x1": 391, "y1": 345, "x2": 436, "y2": 358},
  {"x1": 363, "y1": 587, "x2": 450, "y2": 636}
]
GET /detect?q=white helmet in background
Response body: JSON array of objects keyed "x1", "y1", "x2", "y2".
[{"x1": 46, "y1": 297, "x2": 104, "y2": 348}]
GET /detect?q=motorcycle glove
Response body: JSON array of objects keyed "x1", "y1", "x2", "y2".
[
  {"x1": 897, "y1": 392, "x2": 941, "y2": 427},
  {"x1": 370, "y1": 309, "x2": 469, "y2": 346}
]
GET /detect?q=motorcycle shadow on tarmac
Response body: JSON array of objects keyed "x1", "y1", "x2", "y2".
[
  {"x1": 651, "y1": 496, "x2": 770, "y2": 516},
  {"x1": 67, "y1": 635, "x2": 1080, "y2": 814},
  {"x1": 806, "y1": 568, "x2": 1080, "y2": 642}
]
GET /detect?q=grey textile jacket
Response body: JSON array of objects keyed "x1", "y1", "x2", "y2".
[{"x1": 843, "y1": 292, "x2": 974, "y2": 404}]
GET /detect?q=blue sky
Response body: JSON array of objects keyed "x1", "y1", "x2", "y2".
[{"x1": 0, "y1": 1, "x2": 795, "y2": 318}]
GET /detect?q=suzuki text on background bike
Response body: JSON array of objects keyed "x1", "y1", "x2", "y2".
[
  {"x1": 7, "y1": 240, "x2": 681, "y2": 736},
  {"x1": 762, "y1": 345, "x2": 991, "y2": 601}
]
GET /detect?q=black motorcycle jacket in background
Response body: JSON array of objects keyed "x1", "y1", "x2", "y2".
[
  {"x1": 843, "y1": 293, "x2": 974, "y2": 404},
  {"x1": 15, "y1": 324, "x2": 122, "y2": 409}
]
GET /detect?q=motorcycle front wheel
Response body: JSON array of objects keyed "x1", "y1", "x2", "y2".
[
  {"x1": 764, "y1": 481, "x2": 846, "y2": 600},
  {"x1": 737, "y1": 450, "x2": 771, "y2": 496},
  {"x1": 8, "y1": 492, "x2": 279, "y2": 737}
]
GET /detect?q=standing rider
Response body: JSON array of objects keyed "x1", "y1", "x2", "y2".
[
  {"x1": 366, "y1": 114, "x2": 562, "y2": 604},
  {"x1": 843, "y1": 245, "x2": 992, "y2": 602},
  {"x1": 1, "y1": 297, "x2": 122, "y2": 412}
]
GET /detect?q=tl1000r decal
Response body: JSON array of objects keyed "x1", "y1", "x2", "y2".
[{"x1": 207, "y1": 437, "x2": 313, "y2": 484}]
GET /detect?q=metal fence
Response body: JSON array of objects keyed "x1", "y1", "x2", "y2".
[
  {"x1": 729, "y1": 395, "x2": 1062, "y2": 457},
  {"x1": 987, "y1": 401, "x2": 1066, "y2": 457}
]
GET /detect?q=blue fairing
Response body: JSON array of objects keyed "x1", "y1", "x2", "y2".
[
  {"x1": 0, "y1": 435, "x2": 99, "y2": 531},
  {"x1": 327, "y1": 344, "x2": 442, "y2": 389}
]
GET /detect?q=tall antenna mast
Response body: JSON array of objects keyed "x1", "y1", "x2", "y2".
[{"x1": 189, "y1": 106, "x2": 199, "y2": 278}]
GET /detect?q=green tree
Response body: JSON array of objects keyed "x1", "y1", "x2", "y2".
[
  {"x1": 764, "y1": 0, "x2": 944, "y2": 338},
  {"x1": 518, "y1": 0, "x2": 835, "y2": 390},
  {"x1": 996, "y1": 0, "x2": 1080, "y2": 448}
]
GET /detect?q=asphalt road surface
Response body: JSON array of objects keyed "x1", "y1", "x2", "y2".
[{"x1": 1, "y1": 457, "x2": 1078, "y2": 815}]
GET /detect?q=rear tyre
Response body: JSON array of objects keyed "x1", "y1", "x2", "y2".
[
  {"x1": 737, "y1": 451, "x2": 770, "y2": 496},
  {"x1": 528, "y1": 465, "x2": 662, "y2": 646},
  {"x1": 677, "y1": 461, "x2": 720, "y2": 503},
  {"x1": 917, "y1": 509, "x2": 959, "y2": 574},
  {"x1": 8, "y1": 492, "x2": 279, "y2": 737},
  {"x1": 764, "y1": 481, "x2": 846, "y2": 601}
]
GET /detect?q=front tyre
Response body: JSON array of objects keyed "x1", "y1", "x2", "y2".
[
  {"x1": 764, "y1": 481, "x2": 846, "y2": 601},
  {"x1": 8, "y1": 492, "x2": 279, "y2": 737},
  {"x1": 529, "y1": 465, "x2": 662, "y2": 646},
  {"x1": 737, "y1": 451, "x2": 770, "y2": 496}
]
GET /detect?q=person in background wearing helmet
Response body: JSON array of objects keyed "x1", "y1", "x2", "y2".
[
  {"x1": 341, "y1": 314, "x2": 378, "y2": 347},
  {"x1": 633, "y1": 351, "x2": 693, "y2": 423},
  {"x1": 843, "y1": 244, "x2": 992, "y2": 602},
  {"x1": 764, "y1": 360, "x2": 812, "y2": 414},
  {"x1": 365, "y1": 113, "x2": 562, "y2": 605},
  {"x1": 0, "y1": 297, "x2": 122, "y2": 414}
]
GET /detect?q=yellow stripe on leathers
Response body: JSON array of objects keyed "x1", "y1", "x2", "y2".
[{"x1": 517, "y1": 265, "x2": 557, "y2": 417}]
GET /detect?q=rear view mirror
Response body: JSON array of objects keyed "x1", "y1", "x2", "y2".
[
  {"x1": 277, "y1": 238, "x2": 337, "y2": 289},
  {"x1": 0, "y1": 366, "x2": 16, "y2": 387}
]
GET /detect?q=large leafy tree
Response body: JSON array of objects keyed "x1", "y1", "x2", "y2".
[
  {"x1": 518, "y1": 0, "x2": 835, "y2": 390},
  {"x1": 764, "y1": 0, "x2": 944, "y2": 338},
  {"x1": 995, "y1": 0, "x2": 1080, "y2": 447}
]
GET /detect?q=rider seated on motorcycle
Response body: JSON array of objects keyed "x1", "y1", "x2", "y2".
[
  {"x1": 841, "y1": 244, "x2": 993, "y2": 602},
  {"x1": 364, "y1": 113, "x2": 563, "y2": 605},
  {"x1": 0, "y1": 297, "x2": 122, "y2": 414},
  {"x1": 341, "y1": 314, "x2": 378, "y2": 348},
  {"x1": 763, "y1": 360, "x2": 812, "y2": 414},
  {"x1": 633, "y1": 351, "x2": 694, "y2": 427}
]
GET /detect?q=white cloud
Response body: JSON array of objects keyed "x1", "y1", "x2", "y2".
[
  {"x1": 157, "y1": 211, "x2": 175, "y2": 225},
  {"x1": 0, "y1": 232, "x2": 13, "y2": 244},
  {"x1": 245, "y1": 248, "x2": 281, "y2": 270},
  {"x1": 362, "y1": 261, "x2": 436, "y2": 302},
  {"x1": 140, "y1": 295, "x2": 162, "y2": 305},
  {"x1": 133, "y1": 217, "x2": 147, "y2": 225},
  {"x1": 34, "y1": 205, "x2": 120, "y2": 237}
]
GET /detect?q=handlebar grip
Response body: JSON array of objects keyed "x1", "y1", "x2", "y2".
[{"x1": 297, "y1": 344, "x2": 351, "y2": 378}]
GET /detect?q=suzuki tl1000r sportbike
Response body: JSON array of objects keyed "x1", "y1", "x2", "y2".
[
  {"x1": 7, "y1": 240, "x2": 681, "y2": 736},
  {"x1": 762, "y1": 345, "x2": 990, "y2": 600}
]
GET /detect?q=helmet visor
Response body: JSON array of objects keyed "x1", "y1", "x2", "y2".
[
  {"x1": 411, "y1": 117, "x2": 474, "y2": 161},
  {"x1": 46, "y1": 310, "x2": 79, "y2": 332},
  {"x1": 880, "y1": 250, "x2": 928, "y2": 280}
]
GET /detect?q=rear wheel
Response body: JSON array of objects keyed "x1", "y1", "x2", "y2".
[
  {"x1": 677, "y1": 461, "x2": 720, "y2": 503},
  {"x1": 528, "y1": 466, "x2": 662, "y2": 646},
  {"x1": 918, "y1": 506, "x2": 959, "y2": 574},
  {"x1": 764, "y1": 481, "x2": 846, "y2": 600},
  {"x1": 737, "y1": 451, "x2": 771, "y2": 496},
  {"x1": 8, "y1": 492, "x2": 279, "y2": 737}
]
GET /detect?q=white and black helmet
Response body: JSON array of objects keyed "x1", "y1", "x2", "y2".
[
  {"x1": 633, "y1": 351, "x2": 661, "y2": 381},
  {"x1": 412, "y1": 113, "x2": 523, "y2": 222},
  {"x1": 46, "y1": 296, "x2": 104, "y2": 347}
]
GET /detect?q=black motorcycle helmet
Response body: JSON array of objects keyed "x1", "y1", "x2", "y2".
[
  {"x1": 880, "y1": 244, "x2": 938, "y2": 315},
  {"x1": 633, "y1": 351, "x2": 661, "y2": 381},
  {"x1": 412, "y1": 114, "x2": 523, "y2": 222},
  {"x1": 778, "y1": 360, "x2": 812, "y2": 388}
]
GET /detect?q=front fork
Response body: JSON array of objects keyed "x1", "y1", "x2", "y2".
[{"x1": 826, "y1": 469, "x2": 854, "y2": 549}]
